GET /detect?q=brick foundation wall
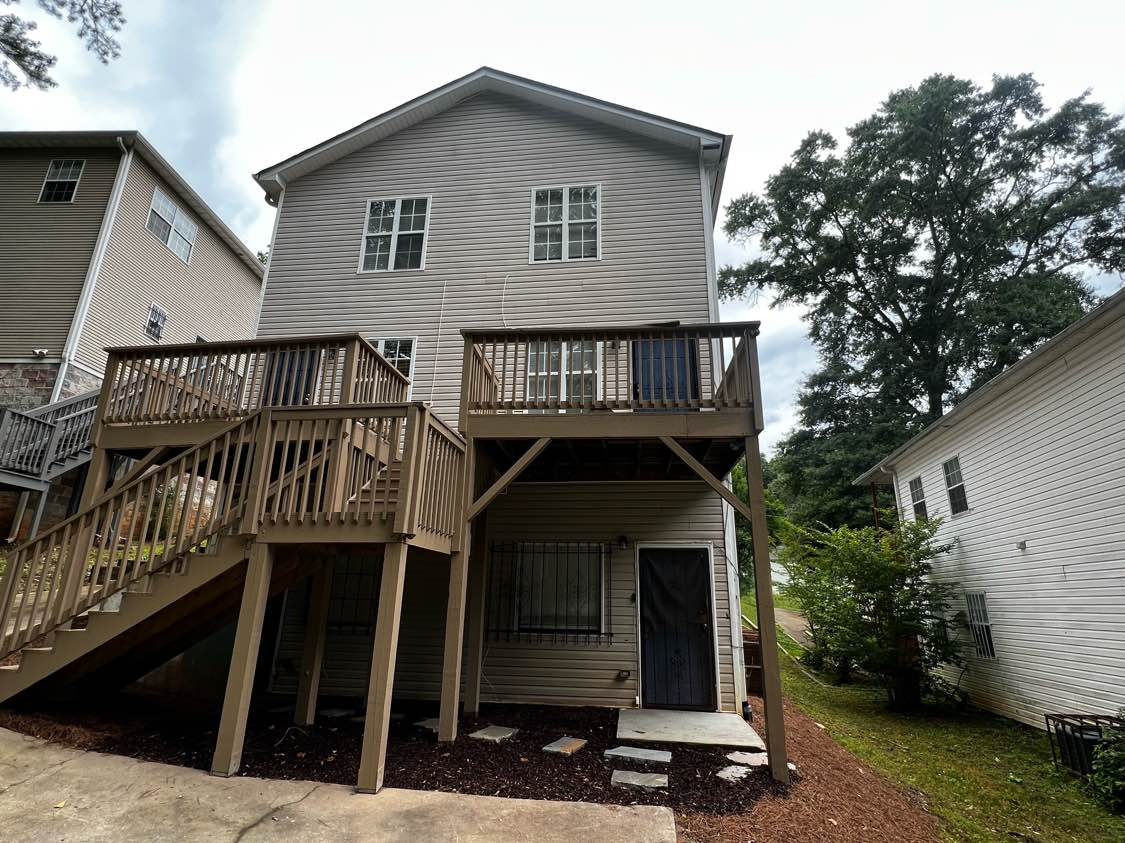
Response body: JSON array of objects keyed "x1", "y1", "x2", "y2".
[{"x1": 0, "y1": 361, "x2": 62, "y2": 412}]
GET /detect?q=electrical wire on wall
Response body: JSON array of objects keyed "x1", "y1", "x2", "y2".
[{"x1": 428, "y1": 278, "x2": 449, "y2": 403}]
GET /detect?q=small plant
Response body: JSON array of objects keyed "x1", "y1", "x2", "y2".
[{"x1": 1091, "y1": 711, "x2": 1125, "y2": 814}]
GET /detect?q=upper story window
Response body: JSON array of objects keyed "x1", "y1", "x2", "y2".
[
  {"x1": 530, "y1": 184, "x2": 600, "y2": 262},
  {"x1": 39, "y1": 159, "x2": 85, "y2": 203},
  {"x1": 942, "y1": 456, "x2": 969, "y2": 515},
  {"x1": 908, "y1": 476, "x2": 927, "y2": 520},
  {"x1": 145, "y1": 303, "x2": 167, "y2": 340},
  {"x1": 360, "y1": 197, "x2": 430, "y2": 272},
  {"x1": 146, "y1": 187, "x2": 198, "y2": 264}
]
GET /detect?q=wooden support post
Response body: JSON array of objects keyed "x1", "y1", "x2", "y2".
[
  {"x1": 745, "y1": 436, "x2": 789, "y2": 784},
  {"x1": 438, "y1": 438, "x2": 476, "y2": 741},
  {"x1": 294, "y1": 560, "x2": 334, "y2": 726},
  {"x1": 356, "y1": 541, "x2": 409, "y2": 793},
  {"x1": 211, "y1": 543, "x2": 274, "y2": 777},
  {"x1": 6, "y1": 491, "x2": 29, "y2": 542},
  {"x1": 78, "y1": 447, "x2": 112, "y2": 512},
  {"x1": 462, "y1": 516, "x2": 488, "y2": 716},
  {"x1": 28, "y1": 489, "x2": 49, "y2": 539}
]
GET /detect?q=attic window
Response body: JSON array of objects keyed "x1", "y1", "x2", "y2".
[
  {"x1": 359, "y1": 197, "x2": 430, "y2": 272},
  {"x1": 530, "y1": 184, "x2": 600, "y2": 262},
  {"x1": 39, "y1": 159, "x2": 85, "y2": 202},
  {"x1": 146, "y1": 187, "x2": 198, "y2": 264}
]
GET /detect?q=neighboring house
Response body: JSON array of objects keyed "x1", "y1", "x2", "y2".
[
  {"x1": 857, "y1": 286, "x2": 1125, "y2": 728},
  {"x1": 0, "y1": 70, "x2": 788, "y2": 793},
  {"x1": 0, "y1": 131, "x2": 264, "y2": 538}
]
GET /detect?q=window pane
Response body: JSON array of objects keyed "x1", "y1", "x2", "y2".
[
  {"x1": 567, "y1": 222, "x2": 598, "y2": 259},
  {"x1": 172, "y1": 212, "x2": 198, "y2": 244},
  {"x1": 942, "y1": 458, "x2": 963, "y2": 488},
  {"x1": 170, "y1": 232, "x2": 192, "y2": 263},
  {"x1": 146, "y1": 210, "x2": 172, "y2": 244},
  {"x1": 151, "y1": 189, "x2": 178, "y2": 224},
  {"x1": 40, "y1": 180, "x2": 77, "y2": 202},
  {"x1": 534, "y1": 189, "x2": 563, "y2": 223},
  {"x1": 377, "y1": 338, "x2": 414, "y2": 379},
  {"x1": 363, "y1": 235, "x2": 392, "y2": 270},
  {"x1": 393, "y1": 232, "x2": 424, "y2": 269},
  {"x1": 948, "y1": 484, "x2": 969, "y2": 514},
  {"x1": 399, "y1": 198, "x2": 427, "y2": 231},
  {"x1": 367, "y1": 200, "x2": 396, "y2": 233},
  {"x1": 568, "y1": 186, "x2": 597, "y2": 221},
  {"x1": 913, "y1": 501, "x2": 927, "y2": 520},
  {"x1": 533, "y1": 224, "x2": 563, "y2": 261}
]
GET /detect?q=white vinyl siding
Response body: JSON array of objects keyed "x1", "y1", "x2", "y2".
[
  {"x1": 359, "y1": 196, "x2": 430, "y2": 272},
  {"x1": 38, "y1": 159, "x2": 85, "y2": 203},
  {"x1": 890, "y1": 312, "x2": 1125, "y2": 727}
]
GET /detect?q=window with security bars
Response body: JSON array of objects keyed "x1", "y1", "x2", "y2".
[
  {"x1": 965, "y1": 591, "x2": 996, "y2": 658},
  {"x1": 526, "y1": 340, "x2": 599, "y2": 406},
  {"x1": 145, "y1": 303, "x2": 167, "y2": 340},
  {"x1": 943, "y1": 457, "x2": 969, "y2": 514},
  {"x1": 326, "y1": 556, "x2": 381, "y2": 636},
  {"x1": 486, "y1": 542, "x2": 609, "y2": 642},
  {"x1": 360, "y1": 197, "x2": 430, "y2": 271},
  {"x1": 530, "y1": 184, "x2": 599, "y2": 261},
  {"x1": 908, "y1": 476, "x2": 927, "y2": 520},
  {"x1": 146, "y1": 187, "x2": 198, "y2": 263},
  {"x1": 39, "y1": 159, "x2": 85, "y2": 202}
]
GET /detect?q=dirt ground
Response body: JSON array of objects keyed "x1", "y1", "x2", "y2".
[{"x1": 0, "y1": 693, "x2": 939, "y2": 842}]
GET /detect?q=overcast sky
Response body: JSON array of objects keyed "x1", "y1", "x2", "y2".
[{"x1": 4, "y1": 0, "x2": 1123, "y2": 450}]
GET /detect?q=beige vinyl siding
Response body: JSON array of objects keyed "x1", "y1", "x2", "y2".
[
  {"x1": 257, "y1": 92, "x2": 711, "y2": 424},
  {"x1": 73, "y1": 156, "x2": 261, "y2": 377},
  {"x1": 271, "y1": 483, "x2": 738, "y2": 711},
  {"x1": 0, "y1": 148, "x2": 120, "y2": 359},
  {"x1": 891, "y1": 312, "x2": 1125, "y2": 727}
]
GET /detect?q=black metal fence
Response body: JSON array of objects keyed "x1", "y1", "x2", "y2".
[
  {"x1": 1045, "y1": 712, "x2": 1125, "y2": 776},
  {"x1": 486, "y1": 541, "x2": 612, "y2": 644}
]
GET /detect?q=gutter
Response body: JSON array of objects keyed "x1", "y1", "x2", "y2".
[{"x1": 52, "y1": 135, "x2": 134, "y2": 401}]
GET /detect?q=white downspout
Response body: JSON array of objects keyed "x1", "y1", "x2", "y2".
[
  {"x1": 53, "y1": 136, "x2": 133, "y2": 401},
  {"x1": 252, "y1": 176, "x2": 285, "y2": 338}
]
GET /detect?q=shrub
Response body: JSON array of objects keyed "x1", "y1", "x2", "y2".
[
  {"x1": 778, "y1": 514, "x2": 964, "y2": 708},
  {"x1": 1091, "y1": 713, "x2": 1125, "y2": 814}
]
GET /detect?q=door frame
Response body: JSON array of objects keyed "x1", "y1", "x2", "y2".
[{"x1": 633, "y1": 541, "x2": 721, "y2": 712}]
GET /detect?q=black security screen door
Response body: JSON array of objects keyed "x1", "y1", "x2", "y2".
[
  {"x1": 638, "y1": 547, "x2": 715, "y2": 710},
  {"x1": 630, "y1": 338, "x2": 700, "y2": 405}
]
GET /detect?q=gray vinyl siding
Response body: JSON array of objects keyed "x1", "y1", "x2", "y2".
[
  {"x1": 272, "y1": 484, "x2": 738, "y2": 712},
  {"x1": 73, "y1": 155, "x2": 261, "y2": 377},
  {"x1": 257, "y1": 92, "x2": 711, "y2": 424},
  {"x1": 891, "y1": 312, "x2": 1125, "y2": 727},
  {"x1": 0, "y1": 148, "x2": 120, "y2": 359}
]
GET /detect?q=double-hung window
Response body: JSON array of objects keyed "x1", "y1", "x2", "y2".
[
  {"x1": 145, "y1": 303, "x2": 167, "y2": 340},
  {"x1": 526, "y1": 340, "x2": 599, "y2": 407},
  {"x1": 39, "y1": 159, "x2": 85, "y2": 202},
  {"x1": 146, "y1": 187, "x2": 198, "y2": 263},
  {"x1": 370, "y1": 337, "x2": 417, "y2": 397},
  {"x1": 360, "y1": 197, "x2": 430, "y2": 272},
  {"x1": 530, "y1": 184, "x2": 600, "y2": 262},
  {"x1": 964, "y1": 592, "x2": 996, "y2": 658},
  {"x1": 942, "y1": 457, "x2": 969, "y2": 515},
  {"x1": 908, "y1": 477, "x2": 927, "y2": 520}
]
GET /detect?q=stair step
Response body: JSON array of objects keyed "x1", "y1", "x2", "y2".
[{"x1": 22, "y1": 647, "x2": 53, "y2": 654}]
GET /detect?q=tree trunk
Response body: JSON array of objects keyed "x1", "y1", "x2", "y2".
[{"x1": 891, "y1": 635, "x2": 923, "y2": 710}]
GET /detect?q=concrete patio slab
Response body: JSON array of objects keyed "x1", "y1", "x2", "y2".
[
  {"x1": 0, "y1": 728, "x2": 676, "y2": 842},
  {"x1": 617, "y1": 708, "x2": 766, "y2": 749}
]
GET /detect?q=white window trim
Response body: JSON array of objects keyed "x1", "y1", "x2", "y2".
[
  {"x1": 38, "y1": 159, "x2": 86, "y2": 204},
  {"x1": 527, "y1": 182, "x2": 603, "y2": 264},
  {"x1": 145, "y1": 186, "x2": 197, "y2": 265},
  {"x1": 145, "y1": 302, "x2": 167, "y2": 341},
  {"x1": 524, "y1": 339, "x2": 605, "y2": 406},
  {"x1": 356, "y1": 195, "x2": 432, "y2": 274},
  {"x1": 368, "y1": 336, "x2": 419, "y2": 398}
]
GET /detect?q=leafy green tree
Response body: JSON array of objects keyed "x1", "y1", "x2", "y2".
[
  {"x1": 778, "y1": 515, "x2": 963, "y2": 709},
  {"x1": 722, "y1": 73, "x2": 1125, "y2": 526},
  {"x1": 730, "y1": 456, "x2": 786, "y2": 588},
  {"x1": 1, "y1": 1, "x2": 125, "y2": 91}
]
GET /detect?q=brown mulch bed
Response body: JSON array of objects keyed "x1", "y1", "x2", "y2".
[{"x1": 0, "y1": 693, "x2": 939, "y2": 842}]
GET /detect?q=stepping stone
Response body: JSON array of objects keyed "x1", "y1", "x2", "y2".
[
  {"x1": 611, "y1": 769, "x2": 668, "y2": 790},
  {"x1": 469, "y1": 725, "x2": 518, "y2": 743},
  {"x1": 604, "y1": 745, "x2": 671, "y2": 764},
  {"x1": 717, "y1": 764, "x2": 754, "y2": 782},
  {"x1": 726, "y1": 750, "x2": 769, "y2": 766},
  {"x1": 414, "y1": 718, "x2": 440, "y2": 732},
  {"x1": 543, "y1": 736, "x2": 587, "y2": 755}
]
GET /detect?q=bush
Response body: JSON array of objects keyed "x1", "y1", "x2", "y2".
[
  {"x1": 778, "y1": 514, "x2": 964, "y2": 708},
  {"x1": 1091, "y1": 713, "x2": 1125, "y2": 814}
]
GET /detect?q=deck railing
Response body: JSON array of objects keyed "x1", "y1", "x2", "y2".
[
  {"x1": 460, "y1": 322, "x2": 760, "y2": 415},
  {"x1": 0, "y1": 410, "x2": 56, "y2": 477},
  {"x1": 101, "y1": 335, "x2": 410, "y2": 425}
]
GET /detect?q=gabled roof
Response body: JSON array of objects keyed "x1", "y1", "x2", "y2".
[
  {"x1": 0, "y1": 130, "x2": 264, "y2": 279},
  {"x1": 855, "y1": 284, "x2": 1125, "y2": 486},
  {"x1": 253, "y1": 67, "x2": 732, "y2": 213}
]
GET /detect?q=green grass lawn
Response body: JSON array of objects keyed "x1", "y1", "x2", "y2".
[{"x1": 742, "y1": 589, "x2": 1125, "y2": 841}]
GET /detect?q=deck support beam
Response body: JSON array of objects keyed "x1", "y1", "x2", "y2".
[
  {"x1": 77, "y1": 447, "x2": 112, "y2": 512},
  {"x1": 357, "y1": 541, "x2": 409, "y2": 793},
  {"x1": 28, "y1": 488, "x2": 48, "y2": 539},
  {"x1": 6, "y1": 491, "x2": 29, "y2": 542},
  {"x1": 462, "y1": 516, "x2": 488, "y2": 716},
  {"x1": 467, "y1": 437, "x2": 550, "y2": 521},
  {"x1": 658, "y1": 436, "x2": 753, "y2": 522},
  {"x1": 294, "y1": 560, "x2": 334, "y2": 726},
  {"x1": 211, "y1": 543, "x2": 273, "y2": 777},
  {"x1": 744, "y1": 435, "x2": 789, "y2": 784}
]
